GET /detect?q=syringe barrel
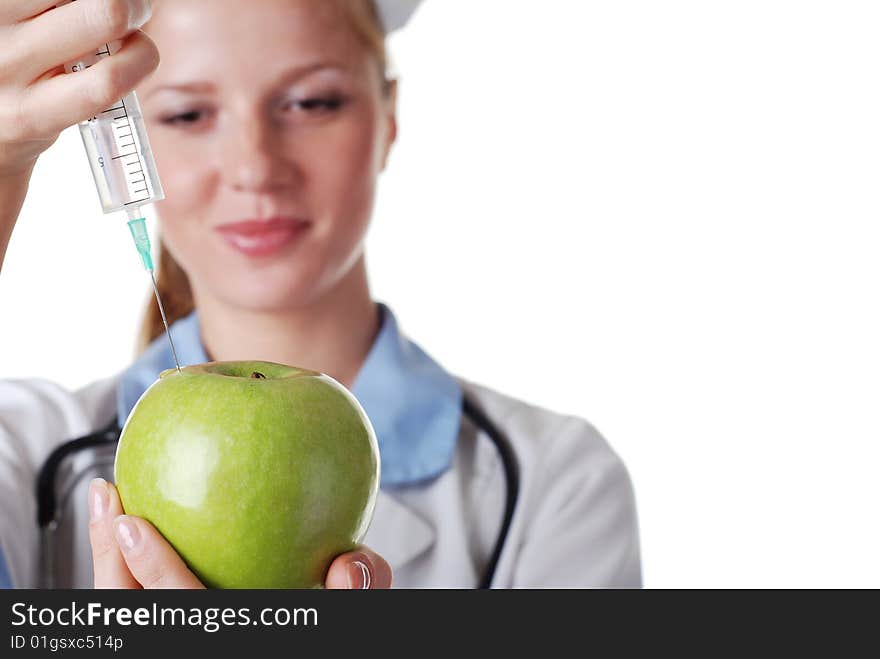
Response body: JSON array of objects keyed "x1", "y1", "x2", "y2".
[
  {"x1": 78, "y1": 90, "x2": 165, "y2": 214},
  {"x1": 56, "y1": 0, "x2": 165, "y2": 214}
]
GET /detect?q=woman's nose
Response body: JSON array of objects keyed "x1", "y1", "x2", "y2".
[{"x1": 219, "y1": 116, "x2": 298, "y2": 194}]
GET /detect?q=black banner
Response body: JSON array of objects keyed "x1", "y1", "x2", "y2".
[{"x1": 0, "y1": 589, "x2": 874, "y2": 655}]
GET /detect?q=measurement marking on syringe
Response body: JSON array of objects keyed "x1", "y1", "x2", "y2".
[{"x1": 70, "y1": 30, "x2": 163, "y2": 213}]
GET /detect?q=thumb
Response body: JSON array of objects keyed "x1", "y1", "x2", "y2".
[{"x1": 325, "y1": 546, "x2": 392, "y2": 590}]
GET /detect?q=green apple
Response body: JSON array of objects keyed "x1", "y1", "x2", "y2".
[{"x1": 114, "y1": 361, "x2": 380, "y2": 589}]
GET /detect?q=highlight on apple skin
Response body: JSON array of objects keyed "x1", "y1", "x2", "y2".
[{"x1": 114, "y1": 361, "x2": 381, "y2": 589}]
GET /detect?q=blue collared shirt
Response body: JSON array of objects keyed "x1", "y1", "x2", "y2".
[{"x1": 116, "y1": 303, "x2": 462, "y2": 487}]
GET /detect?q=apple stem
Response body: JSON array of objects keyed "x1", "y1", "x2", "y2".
[{"x1": 250, "y1": 371, "x2": 266, "y2": 379}]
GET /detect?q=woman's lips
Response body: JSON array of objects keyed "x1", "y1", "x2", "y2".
[{"x1": 215, "y1": 218, "x2": 311, "y2": 257}]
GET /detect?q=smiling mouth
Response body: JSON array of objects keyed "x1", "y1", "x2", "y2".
[{"x1": 215, "y1": 218, "x2": 312, "y2": 257}]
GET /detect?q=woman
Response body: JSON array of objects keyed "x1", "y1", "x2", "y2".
[{"x1": 0, "y1": 0, "x2": 641, "y2": 588}]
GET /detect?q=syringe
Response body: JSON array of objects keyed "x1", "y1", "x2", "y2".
[{"x1": 57, "y1": 0, "x2": 181, "y2": 371}]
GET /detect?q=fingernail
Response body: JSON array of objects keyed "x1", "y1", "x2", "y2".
[
  {"x1": 89, "y1": 479, "x2": 109, "y2": 521},
  {"x1": 114, "y1": 516, "x2": 141, "y2": 552},
  {"x1": 347, "y1": 560, "x2": 371, "y2": 590},
  {"x1": 128, "y1": 0, "x2": 153, "y2": 31}
]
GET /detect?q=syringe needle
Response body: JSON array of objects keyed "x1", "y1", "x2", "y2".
[
  {"x1": 150, "y1": 269, "x2": 182, "y2": 373},
  {"x1": 127, "y1": 211, "x2": 182, "y2": 373}
]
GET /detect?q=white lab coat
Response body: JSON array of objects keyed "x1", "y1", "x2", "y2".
[{"x1": 0, "y1": 373, "x2": 642, "y2": 589}]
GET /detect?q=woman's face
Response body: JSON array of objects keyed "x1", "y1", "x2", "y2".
[{"x1": 139, "y1": 0, "x2": 396, "y2": 312}]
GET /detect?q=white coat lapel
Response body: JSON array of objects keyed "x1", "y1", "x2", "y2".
[{"x1": 363, "y1": 489, "x2": 435, "y2": 571}]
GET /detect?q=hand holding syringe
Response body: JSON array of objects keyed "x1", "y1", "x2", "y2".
[
  {"x1": 0, "y1": 0, "x2": 180, "y2": 368},
  {"x1": 0, "y1": 0, "x2": 158, "y2": 272},
  {"x1": 55, "y1": 0, "x2": 181, "y2": 370}
]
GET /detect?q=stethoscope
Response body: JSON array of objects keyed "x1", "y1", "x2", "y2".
[{"x1": 37, "y1": 395, "x2": 520, "y2": 589}]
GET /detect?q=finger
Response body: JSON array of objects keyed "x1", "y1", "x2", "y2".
[
  {"x1": 88, "y1": 478, "x2": 140, "y2": 589},
  {"x1": 18, "y1": 29, "x2": 158, "y2": 138},
  {"x1": 9, "y1": 0, "x2": 153, "y2": 84},
  {"x1": 325, "y1": 546, "x2": 393, "y2": 590},
  {"x1": 113, "y1": 515, "x2": 205, "y2": 589},
  {"x1": 0, "y1": 1, "x2": 62, "y2": 24}
]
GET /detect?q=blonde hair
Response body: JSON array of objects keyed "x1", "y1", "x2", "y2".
[{"x1": 135, "y1": 0, "x2": 390, "y2": 354}]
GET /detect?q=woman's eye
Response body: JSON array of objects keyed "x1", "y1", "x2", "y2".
[
  {"x1": 287, "y1": 97, "x2": 346, "y2": 113},
  {"x1": 161, "y1": 110, "x2": 205, "y2": 126}
]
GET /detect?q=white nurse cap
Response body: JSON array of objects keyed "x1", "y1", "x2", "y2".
[{"x1": 376, "y1": 0, "x2": 424, "y2": 34}]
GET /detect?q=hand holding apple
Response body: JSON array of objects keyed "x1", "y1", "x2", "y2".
[
  {"x1": 112, "y1": 361, "x2": 382, "y2": 588},
  {"x1": 88, "y1": 478, "x2": 392, "y2": 589}
]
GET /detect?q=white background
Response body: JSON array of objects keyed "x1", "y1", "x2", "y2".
[{"x1": 3, "y1": 1, "x2": 879, "y2": 587}]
